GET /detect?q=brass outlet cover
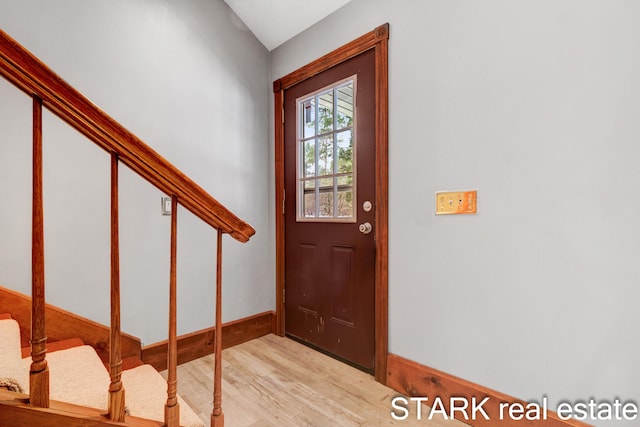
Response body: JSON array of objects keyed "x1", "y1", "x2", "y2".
[{"x1": 436, "y1": 190, "x2": 477, "y2": 215}]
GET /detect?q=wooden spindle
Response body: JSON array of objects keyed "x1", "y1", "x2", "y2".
[
  {"x1": 211, "y1": 229, "x2": 224, "y2": 427},
  {"x1": 29, "y1": 95, "x2": 49, "y2": 408},
  {"x1": 165, "y1": 195, "x2": 180, "y2": 427},
  {"x1": 108, "y1": 153, "x2": 125, "y2": 421}
]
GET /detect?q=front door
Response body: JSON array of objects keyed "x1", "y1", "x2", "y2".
[{"x1": 284, "y1": 49, "x2": 376, "y2": 371}]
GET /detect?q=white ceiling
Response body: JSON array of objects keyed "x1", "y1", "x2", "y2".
[{"x1": 224, "y1": 0, "x2": 352, "y2": 51}]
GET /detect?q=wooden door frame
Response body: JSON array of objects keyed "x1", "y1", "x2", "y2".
[{"x1": 273, "y1": 23, "x2": 389, "y2": 383}]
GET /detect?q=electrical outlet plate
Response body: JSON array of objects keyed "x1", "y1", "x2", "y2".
[{"x1": 436, "y1": 190, "x2": 477, "y2": 215}]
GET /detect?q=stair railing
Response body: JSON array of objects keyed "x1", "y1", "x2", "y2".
[{"x1": 0, "y1": 28, "x2": 254, "y2": 427}]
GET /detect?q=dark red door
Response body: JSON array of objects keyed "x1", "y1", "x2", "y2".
[{"x1": 284, "y1": 49, "x2": 376, "y2": 371}]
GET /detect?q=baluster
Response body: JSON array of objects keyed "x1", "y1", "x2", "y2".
[
  {"x1": 29, "y1": 95, "x2": 49, "y2": 408},
  {"x1": 165, "y1": 195, "x2": 180, "y2": 427},
  {"x1": 211, "y1": 229, "x2": 224, "y2": 427},
  {"x1": 108, "y1": 153, "x2": 125, "y2": 421}
]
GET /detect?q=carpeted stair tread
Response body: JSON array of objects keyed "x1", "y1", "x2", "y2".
[
  {"x1": 20, "y1": 337, "x2": 85, "y2": 358},
  {"x1": 2, "y1": 317, "x2": 205, "y2": 426},
  {"x1": 122, "y1": 364, "x2": 204, "y2": 427},
  {"x1": 22, "y1": 344, "x2": 111, "y2": 410},
  {"x1": 0, "y1": 318, "x2": 28, "y2": 392}
]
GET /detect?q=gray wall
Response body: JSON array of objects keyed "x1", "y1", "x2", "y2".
[
  {"x1": 271, "y1": 0, "x2": 639, "y2": 425},
  {"x1": 0, "y1": 0, "x2": 273, "y2": 345},
  {"x1": 1, "y1": 1, "x2": 638, "y2": 424}
]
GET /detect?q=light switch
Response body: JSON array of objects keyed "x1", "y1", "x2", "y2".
[
  {"x1": 161, "y1": 196, "x2": 172, "y2": 216},
  {"x1": 435, "y1": 190, "x2": 477, "y2": 215}
]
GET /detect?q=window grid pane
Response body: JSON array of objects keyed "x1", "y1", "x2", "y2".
[{"x1": 297, "y1": 78, "x2": 356, "y2": 222}]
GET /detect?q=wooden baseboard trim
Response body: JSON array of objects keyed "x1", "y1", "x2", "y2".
[
  {"x1": 141, "y1": 311, "x2": 275, "y2": 371},
  {"x1": 387, "y1": 353, "x2": 593, "y2": 427}
]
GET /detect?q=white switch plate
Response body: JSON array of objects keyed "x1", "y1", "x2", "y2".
[{"x1": 161, "y1": 196, "x2": 172, "y2": 216}]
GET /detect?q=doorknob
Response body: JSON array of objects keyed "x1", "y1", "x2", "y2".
[{"x1": 359, "y1": 222, "x2": 372, "y2": 234}]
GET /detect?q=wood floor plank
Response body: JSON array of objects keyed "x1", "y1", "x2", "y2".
[{"x1": 163, "y1": 334, "x2": 470, "y2": 427}]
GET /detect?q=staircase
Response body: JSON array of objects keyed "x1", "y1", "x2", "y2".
[
  {"x1": 1, "y1": 314, "x2": 203, "y2": 426},
  {"x1": 0, "y1": 27, "x2": 255, "y2": 427}
]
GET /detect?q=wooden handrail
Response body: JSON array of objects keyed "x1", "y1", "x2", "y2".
[{"x1": 0, "y1": 28, "x2": 255, "y2": 243}]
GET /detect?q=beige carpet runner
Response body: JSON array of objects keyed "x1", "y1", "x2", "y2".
[{"x1": 0, "y1": 317, "x2": 203, "y2": 427}]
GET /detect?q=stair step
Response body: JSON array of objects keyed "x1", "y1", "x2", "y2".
[
  {"x1": 2, "y1": 317, "x2": 204, "y2": 426},
  {"x1": 101, "y1": 355, "x2": 146, "y2": 372},
  {"x1": 20, "y1": 337, "x2": 84, "y2": 358},
  {"x1": 19, "y1": 337, "x2": 145, "y2": 372},
  {"x1": 22, "y1": 344, "x2": 111, "y2": 410},
  {"x1": 122, "y1": 355, "x2": 145, "y2": 371},
  {"x1": 0, "y1": 317, "x2": 27, "y2": 392},
  {"x1": 122, "y1": 364, "x2": 204, "y2": 427}
]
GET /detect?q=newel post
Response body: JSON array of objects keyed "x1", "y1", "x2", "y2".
[
  {"x1": 211, "y1": 229, "x2": 224, "y2": 427},
  {"x1": 29, "y1": 95, "x2": 49, "y2": 408}
]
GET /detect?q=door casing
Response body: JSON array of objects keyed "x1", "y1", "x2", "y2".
[{"x1": 273, "y1": 23, "x2": 389, "y2": 383}]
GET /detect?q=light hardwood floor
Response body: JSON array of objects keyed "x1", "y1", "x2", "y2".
[{"x1": 162, "y1": 334, "x2": 470, "y2": 427}]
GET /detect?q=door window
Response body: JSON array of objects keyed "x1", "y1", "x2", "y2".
[{"x1": 296, "y1": 77, "x2": 356, "y2": 222}]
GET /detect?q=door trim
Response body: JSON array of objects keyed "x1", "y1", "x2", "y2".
[{"x1": 273, "y1": 23, "x2": 389, "y2": 383}]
